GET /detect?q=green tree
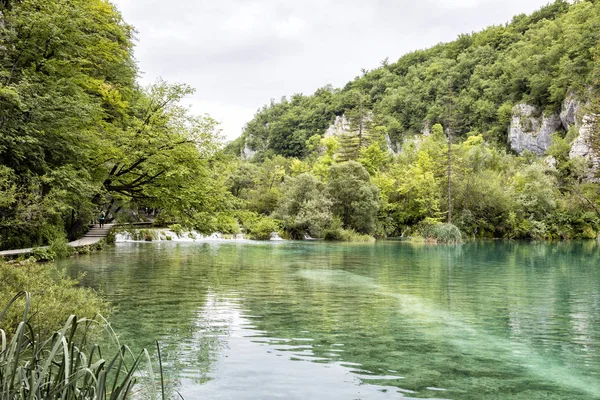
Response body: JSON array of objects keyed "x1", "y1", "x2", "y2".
[
  {"x1": 326, "y1": 161, "x2": 380, "y2": 234},
  {"x1": 275, "y1": 173, "x2": 332, "y2": 238}
]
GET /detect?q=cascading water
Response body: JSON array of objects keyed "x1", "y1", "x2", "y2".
[{"x1": 114, "y1": 229, "x2": 285, "y2": 242}]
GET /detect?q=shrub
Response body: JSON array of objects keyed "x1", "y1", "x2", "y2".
[
  {"x1": 0, "y1": 260, "x2": 109, "y2": 339},
  {"x1": 418, "y1": 221, "x2": 463, "y2": 244},
  {"x1": 248, "y1": 218, "x2": 281, "y2": 240},
  {"x1": 49, "y1": 235, "x2": 73, "y2": 258},
  {"x1": 323, "y1": 218, "x2": 375, "y2": 242},
  {"x1": 326, "y1": 161, "x2": 380, "y2": 235},
  {"x1": 76, "y1": 245, "x2": 91, "y2": 254},
  {"x1": 31, "y1": 247, "x2": 56, "y2": 262},
  {"x1": 122, "y1": 229, "x2": 160, "y2": 241},
  {"x1": 106, "y1": 228, "x2": 116, "y2": 244}
]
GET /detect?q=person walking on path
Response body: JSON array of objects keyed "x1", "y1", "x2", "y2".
[{"x1": 99, "y1": 211, "x2": 106, "y2": 228}]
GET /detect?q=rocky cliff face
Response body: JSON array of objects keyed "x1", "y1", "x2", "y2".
[
  {"x1": 508, "y1": 94, "x2": 598, "y2": 178},
  {"x1": 324, "y1": 115, "x2": 352, "y2": 138},
  {"x1": 560, "y1": 93, "x2": 581, "y2": 130},
  {"x1": 569, "y1": 115, "x2": 600, "y2": 180},
  {"x1": 241, "y1": 143, "x2": 257, "y2": 160},
  {"x1": 323, "y1": 113, "x2": 400, "y2": 154},
  {"x1": 507, "y1": 104, "x2": 563, "y2": 155}
]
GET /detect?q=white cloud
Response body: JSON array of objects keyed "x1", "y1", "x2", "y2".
[{"x1": 112, "y1": 0, "x2": 553, "y2": 140}]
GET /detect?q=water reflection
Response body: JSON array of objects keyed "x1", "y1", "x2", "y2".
[
  {"x1": 178, "y1": 291, "x2": 414, "y2": 400},
  {"x1": 59, "y1": 240, "x2": 600, "y2": 399}
]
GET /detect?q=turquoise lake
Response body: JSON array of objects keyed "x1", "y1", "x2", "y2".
[{"x1": 58, "y1": 240, "x2": 600, "y2": 399}]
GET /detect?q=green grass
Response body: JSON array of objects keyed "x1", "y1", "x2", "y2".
[{"x1": 0, "y1": 292, "x2": 170, "y2": 399}]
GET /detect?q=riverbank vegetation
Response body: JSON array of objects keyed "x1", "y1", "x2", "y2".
[
  {"x1": 2, "y1": 0, "x2": 600, "y2": 252},
  {"x1": 0, "y1": 259, "x2": 108, "y2": 338},
  {"x1": 0, "y1": 292, "x2": 165, "y2": 400},
  {"x1": 0, "y1": 0, "x2": 231, "y2": 251}
]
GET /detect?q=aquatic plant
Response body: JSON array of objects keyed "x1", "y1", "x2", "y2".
[
  {"x1": 0, "y1": 260, "x2": 108, "y2": 348},
  {"x1": 0, "y1": 292, "x2": 168, "y2": 400}
]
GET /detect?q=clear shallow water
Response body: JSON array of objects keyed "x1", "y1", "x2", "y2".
[{"x1": 58, "y1": 240, "x2": 600, "y2": 399}]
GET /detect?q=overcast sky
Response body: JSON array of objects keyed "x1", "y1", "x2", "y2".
[{"x1": 112, "y1": 0, "x2": 553, "y2": 141}]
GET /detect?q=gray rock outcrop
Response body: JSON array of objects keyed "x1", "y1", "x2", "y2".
[
  {"x1": 570, "y1": 116, "x2": 593, "y2": 159},
  {"x1": 560, "y1": 93, "x2": 581, "y2": 130},
  {"x1": 569, "y1": 115, "x2": 599, "y2": 180},
  {"x1": 241, "y1": 144, "x2": 257, "y2": 160},
  {"x1": 508, "y1": 104, "x2": 563, "y2": 155},
  {"x1": 324, "y1": 115, "x2": 352, "y2": 138}
]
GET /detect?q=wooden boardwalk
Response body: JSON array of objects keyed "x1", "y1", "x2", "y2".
[{"x1": 0, "y1": 224, "x2": 115, "y2": 258}]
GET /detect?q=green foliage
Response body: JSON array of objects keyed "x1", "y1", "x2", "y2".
[
  {"x1": 242, "y1": 87, "x2": 342, "y2": 158},
  {"x1": 240, "y1": 1, "x2": 600, "y2": 151},
  {"x1": 31, "y1": 247, "x2": 56, "y2": 262},
  {"x1": 168, "y1": 224, "x2": 185, "y2": 238},
  {"x1": 322, "y1": 218, "x2": 376, "y2": 242},
  {"x1": 248, "y1": 218, "x2": 282, "y2": 240},
  {"x1": 117, "y1": 228, "x2": 159, "y2": 242},
  {"x1": 49, "y1": 236, "x2": 74, "y2": 259},
  {"x1": 274, "y1": 174, "x2": 332, "y2": 238},
  {"x1": 106, "y1": 228, "x2": 117, "y2": 245},
  {"x1": 0, "y1": 293, "x2": 165, "y2": 399},
  {"x1": 326, "y1": 161, "x2": 380, "y2": 235},
  {"x1": 417, "y1": 221, "x2": 463, "y2": 244},
  {"x1": 0, "y1": 0, "x2": 232, "y2": 250},
  {"x1": 0, "y1": 260, "x2": 109, "y2": 338},
  {"x1": 2, "y1": 0, "x2": 599, "y2": 245}
]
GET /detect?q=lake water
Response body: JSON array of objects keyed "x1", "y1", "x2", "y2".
[{"x1": 58, "y1": 240, "x2": 600, "y2": 399}]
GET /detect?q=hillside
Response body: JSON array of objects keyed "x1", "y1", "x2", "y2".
[
  {"x1": 231, "y1": 0, "x2": 600, "y2": 161},
  {"x1": 223, "y1": 0, "x2": 600, "y2": 241}
]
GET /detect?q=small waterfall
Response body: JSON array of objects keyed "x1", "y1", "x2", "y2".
[
  {"x1": 270, "y1": 232, "x2": 284, "y2": 241},
  {"x1": 114, "y1": 229, "x2": 253, "y2": 243},
  {"x1": 115, "y1": 232, "x2": 133, "y2": 242}
]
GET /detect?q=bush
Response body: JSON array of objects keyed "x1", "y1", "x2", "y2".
[
  {"x1": 323, "y1": 218, "x2": 375, "y2": 242},
  {"x1": 418, "y1": 221, "x2": 463, "y2": 244},
  {"x1": 31, "y1": 247, "x2": 56, "y2": 262},
  {"x1": 0, "y1": 260, "x2": 109, "y2": 339},
  {"x1": 106, "y1": 228, "x2": 116, "y2": 244},
  {"x1": 120, "y1": 228, "x2": 160, "y2": 241},
  {"x1": 49, "y1": 235, "x2": 74, "y2": 258},
  {"x1": 248, "y1": 218, "x2": 281, "y2": 240}
]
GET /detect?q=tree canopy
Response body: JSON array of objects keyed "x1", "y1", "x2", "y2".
[{"x1": 0, "y1": 0, "x2": 231, "y2": 249}]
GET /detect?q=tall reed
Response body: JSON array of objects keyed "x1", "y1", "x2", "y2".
[{"x1": 0, "y1": 292, "x2": 168, "y2": 399}]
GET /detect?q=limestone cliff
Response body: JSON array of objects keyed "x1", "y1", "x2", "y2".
[
  {"x1": 507, "y1": 93, "x2": 598, "y2": 179},
  {"x1": 507, "y1": 104, "x2": 562, "y2": 155}
]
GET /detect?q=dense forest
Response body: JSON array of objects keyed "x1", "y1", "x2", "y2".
[
  {"x1": 1, "y1": 0, "x2": 600, "y2": 251},
  {"x1": 225, "y1": 0, "x2": 600, "y2": 241}
]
